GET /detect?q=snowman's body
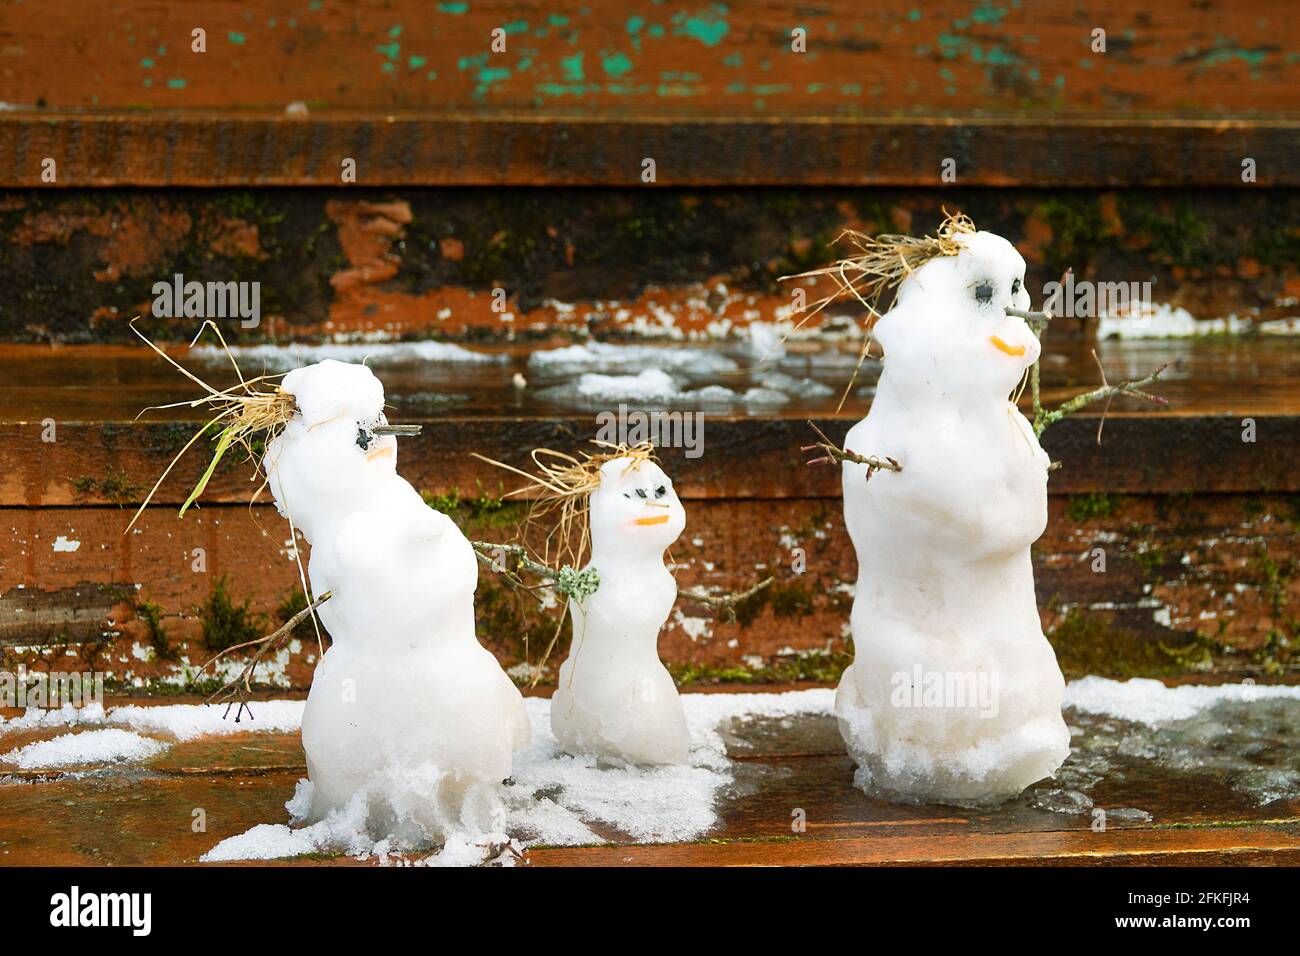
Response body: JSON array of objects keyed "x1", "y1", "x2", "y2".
[
  {"x1": 551, "y1": 458, "x2": 691, "y2": 765},
  {"x1": 264, "y1": 360, "x2": 529, "y2": 842},
  {"x1": 835, "y1": 230, "x2": 1070, "y2": 805}
]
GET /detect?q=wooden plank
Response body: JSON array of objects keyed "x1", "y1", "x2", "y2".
[
  {"x1": 3, "y1": 113, "x2": 1296, "y2": 187},
  {"x1": 1, "y1": 415, "x2": 1295, "y2": 510},
  {"x1": 3, "y1": 1, "x2": 1296, "y2": 117},
  {"x1": 2, "y1": 491, "x2": 1295, "y2": 682},
  {"x1": 523, "y1": 825, "x2": 1300, "y2": 866}
]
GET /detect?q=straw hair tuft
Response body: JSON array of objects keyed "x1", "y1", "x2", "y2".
[
  {"x1": 126, "y1": 319, "x2": 298, "y2": 533},
  {"x1": 472, "y1": 440, "x2": 658, "y2": 567},
  {"x1": 779, "y1": 209, "x2": 977, "y2": 408}
]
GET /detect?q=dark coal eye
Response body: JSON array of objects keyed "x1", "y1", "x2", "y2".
[
  {"x1": 1012, "y1": 278, "x2": 1021, "y2": 294},
  {"x1": 356, "y1": 426, "x2": 373, "y2": 451},
  {"x1": 655, "y1": 485, "x2": 667, "y2": 498},
  {"x1": 635, "y1": 488, "x2": 647, "y2": 499},
  {"x1": 974, "y1": 280, "x2": 993, "y2": 304},
  {"x1": 623, "y1": 492, "x2": 632, "y2": 499}
]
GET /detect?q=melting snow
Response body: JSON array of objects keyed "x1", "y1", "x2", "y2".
[
  {"x1": 2, "y1": 728, "x2": 165, "y2": 768},
  {"x1": 1063, "y1": 676, "x2": 1300, "y2": 724}
]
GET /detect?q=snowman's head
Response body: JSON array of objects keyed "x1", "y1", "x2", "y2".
[
  {"x1": 874, "y1": 230, "x2": 1038, "y2": 398},
  {"x1": 263, "y1": 360, "x2": 398, "y2": 535},
  {"x1": 588, "y1": 457, "x2": 685, "y2": 559}
]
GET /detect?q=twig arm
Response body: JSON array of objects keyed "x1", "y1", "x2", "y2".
[
  {"x1": 195, "y1": 589, "x2": 333, "y2": 721},
  {"x1": 471, "y1": 541, "x2": 600, "y2": 602},
  {"x1": 801, "y1": 421, "x2": 901, "y2": 477},
  {"x1": 1035, "y1": 353, "x2": 1170, "y2": 439},
  {"x1": 680, "y1": 577, "x2": 774, "y2": 623}
]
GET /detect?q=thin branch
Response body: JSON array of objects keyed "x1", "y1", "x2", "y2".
[
  {"x1": 471, "y1": 540, "x2": 600, "y2": 604},
  {"x1": 1006, "y1": 306, "x2": 1054, "y2": 325},
  {"x1": 801, "y1": 421, "x2": 901, "y2": 478},
  {"x1": 194, "y1": 589, "x2": 333, "y2": 722},
  {"x1": 680, "y1": 577, "x2": 774, "y2": 623},
  {"x1": 1035, "y1": 351, "x2": 1170, "y2": 439}
]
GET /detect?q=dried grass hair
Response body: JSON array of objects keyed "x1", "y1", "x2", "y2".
[
  {"x1": 126, "y1": 318, "x2": 297, "y2": 534},
  {"x1": 472, "y1": 440, "x2": 658, "y2": 567},
  {"x1": 779, "y1": 209, "x2": 977, "y2": 406}
]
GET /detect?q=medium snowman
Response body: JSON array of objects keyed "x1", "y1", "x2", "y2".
[
  {"x1": 834, "y1": 228, "x2": 1070, "y2": 805},
  {"x1": 551, "y1": 456, "x2": 691, "y2": 766},
  {"x1": 263, "y1": 359, "x2": 530, "y2": 841}
]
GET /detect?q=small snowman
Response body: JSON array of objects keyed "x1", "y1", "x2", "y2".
[
  {"x1": 484, "y1": 443, "x2": 691, "y2": 765},
  {"x1": 551, "y1": 452, "x2": 690, "y2": 766},
  {"x1": 263, "y1": 359, "x2": 530, "y2": 840},
  {"x1": 824, "y1": 216, "x2": 1070, "y2": 804}
]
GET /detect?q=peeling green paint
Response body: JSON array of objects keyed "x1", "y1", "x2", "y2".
[
  {"x1": 673, "y1": 8, "x2": 729, "y2": 47},
  {"x1": 437, "y1": 1, "x2": 468, "y2": 13},
  {"x1": 971, "y1": 4, "x2": 1008, "y2": 25},
  {"x1": 227, "y1": 31, "x2": 245, "y2": 45},
  {"x1": 601, "y1": 51, "x2": 633, "y2": 77},
  {"x1": 560, "y1": 52, "x2": 585, "y2": 82}
]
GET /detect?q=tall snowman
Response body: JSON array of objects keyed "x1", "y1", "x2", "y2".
[
  {"x1": 551, "y1": 455, "x2": 691, "y2": 766},
  {"x1": 833, "y1": 225, "x2": 1070, "y2": 804},
  {"x1": 264, "y1": 359, "x2": 530, "y2": 841}
]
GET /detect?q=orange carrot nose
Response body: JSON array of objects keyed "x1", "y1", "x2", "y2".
[
  {"x1": 989, "y1": 335, "x2": 1026, "y2": 357},
  {"x1": 635, "y1": 514, "x2": 670, "y2": 526}
]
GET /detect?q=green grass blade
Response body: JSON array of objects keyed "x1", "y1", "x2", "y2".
[{"x1": 180, "y1": 427, "x2": 234, "y2": 518}]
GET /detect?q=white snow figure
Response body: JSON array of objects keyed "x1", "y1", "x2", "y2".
[
  {"x1": 551, "y1": 456, "x2": 691, "y2": 765},
  {"x1": 835, "y1": 227, "x2": 1070, "y2": 805},
  {"x1": 263, "y1": 359, "x2": 530, "y2": 842}
]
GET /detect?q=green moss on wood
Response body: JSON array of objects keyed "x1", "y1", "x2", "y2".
[{"x1": 197, "y1": 576, "x2": 264, "y2": 654}]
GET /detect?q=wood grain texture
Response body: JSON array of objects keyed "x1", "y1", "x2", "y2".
[{"x1": 4, "y1": 1, "x2": 1295, "y2": 115}]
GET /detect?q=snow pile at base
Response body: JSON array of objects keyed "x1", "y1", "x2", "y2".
[
  {"x1": 194, "y1": 341, "x2": 502, "y2": 370},
  {"x1": 2, "y1": 728, "x2": 166, "y2": 769},
  {"x1": 202, "y1": 689, "x2": 832, "y2": 863}
]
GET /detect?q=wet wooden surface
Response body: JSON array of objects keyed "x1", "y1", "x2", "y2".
[{"x1": 1, "y1": 691, "x2": 1297, "y2": 866}]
